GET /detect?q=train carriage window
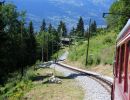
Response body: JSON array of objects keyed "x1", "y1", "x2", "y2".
[
  {"x1": 116, "y1": 47, "x2": 120, "y2": 77},
  {"x1": 119, "y1": 44, "x2": 125, "y2": 83}
]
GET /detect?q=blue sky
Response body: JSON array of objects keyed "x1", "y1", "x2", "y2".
[{"x1": 6, "y1": 0, "x2": 114, "y2": 31}]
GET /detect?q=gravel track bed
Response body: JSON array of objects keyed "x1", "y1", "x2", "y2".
[{"x1": 50, "y1": 64, "x2": 111, "y2": 100}]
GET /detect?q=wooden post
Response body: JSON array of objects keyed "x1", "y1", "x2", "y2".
[{"x1": 86, "y1": 19, "x2": 91, "y2": 65}]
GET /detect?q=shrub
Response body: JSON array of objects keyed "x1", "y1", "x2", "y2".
[
  {"x1": 87, "y1": 55, "x2": 94, "y2": 65},
  {"x1": 24, "y1": 67, "x2": 36, "y2": 81},
  {"x1": 103, "y1": 36, "x2": 113, "y2": 44},
  {"x1": 78, "y1": 41, "x2": 83, "y2": 45},
  {"x1": 96, "y1": 56, "x2": 101, "y2": 65}
]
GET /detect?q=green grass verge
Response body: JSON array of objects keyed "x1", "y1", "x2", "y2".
[
  {"x1": 68, "y1": 30, "x2": 117, "y2": 66},
  {"x1": 23, "y1": 68, "x2": 84, "y2": 100},
  {"x1": 0, "y1": 67, "x2": 36, "y2": 100}
]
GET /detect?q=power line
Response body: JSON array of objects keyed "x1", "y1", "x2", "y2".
[{"x1": 103, "y1": 12, "x2": 130, "y2": 18}]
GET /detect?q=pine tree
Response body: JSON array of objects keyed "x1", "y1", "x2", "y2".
[
  {"x1": 93, "y1": 20, "x2": 97, "y2": 32},
  {"x1": 28, "y1": 21, "x2": 36, "y2": 64},
  {"x1": 62, "y1": 22, "x2": 67, "y2": 37},
  {"x1": 57, "y1": 21, "x2": 63, "y2": 35},
  {"x1": 70, "y1": 27, "x2": 75, "y2": 36},
  {"x1": 29, "y1": 21, "x2": 34, "y2": 34},
  {"x1": 40, "y1": 19, "x2": 46, "y2": 32},
  {"x1": 0, "y1": 2, "x2": 38, "y2": 83},
  {"x1": 76, "y1": 16, "x2": 84, "y2": 36},
  {"x1": 48, "y1": 23, "x2": 52, "y2": 33},
  {"x1": 90, "y1": 20, "x2": 97, "y2": 35},
  {"x1": 0, "y1": 2, "x2": 8, "y2": 82},
  {"x1": 57, "y1": 21, "x2": 67, "y2": 37}
]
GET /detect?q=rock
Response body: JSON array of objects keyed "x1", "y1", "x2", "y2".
[{"x1": 48, "y1": 75, "x2": 62, "y2": 84}]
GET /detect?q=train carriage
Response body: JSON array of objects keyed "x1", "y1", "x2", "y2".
[{"x1": 113, "y1": 20, "x2": 130, "y2": 100}]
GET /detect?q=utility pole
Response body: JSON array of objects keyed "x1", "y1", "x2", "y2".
[
  {"x1": 57, "y1": 42, "x2": 58, "y2": 61},
  {"x1": 20, "y1": 21, "x2": 24, "y2": 78},
  {"x1": 47, "y1": 34, "x2": 48, "y2": 62},
  {"x1": 86, "y1": 19, "x2": 91, "y2": 65},
  {"x1": 51, "y1": 35, "x2": 53, "y2": 59},
  {"x1": 42, "y1": 34, "x2": 43, "y2": 62}
]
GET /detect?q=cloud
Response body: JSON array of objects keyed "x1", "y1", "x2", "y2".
[
  {"x1": 90, "y1": 0, "x2": 106, "y2": 4},
  {"x1": 27, "y1": 13, "x2": 42, "y2": 22},
  {"x1": 48, "y1": 0, "x2": 84, "y2": 7},
  {"x1": 89, "y1": 0, "x2": 112, "y2": 8}
]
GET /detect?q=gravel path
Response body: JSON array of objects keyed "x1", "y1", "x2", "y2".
[
  {"x1": 50, "y1": 64, "x2": 111, "y2": 100},
  {"x1": 59, "y1": 51, "x2": 69, "y2": 61}
]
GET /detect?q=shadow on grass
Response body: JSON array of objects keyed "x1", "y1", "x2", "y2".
[
  {"x1": 31, "y1": 75, "x2": 49, "y2": 81},
  {"x1": 31, "y1": 72, "x2": 89, "y2": 82}
]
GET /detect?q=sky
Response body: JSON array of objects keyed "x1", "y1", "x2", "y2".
[{"x1": 6, "y1": 0, "x2": 114, "y2": 31}]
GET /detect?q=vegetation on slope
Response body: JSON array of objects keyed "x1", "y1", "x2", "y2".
[
  {"x1": 68, "y1": 30, "x2": 117, "y2": 67},
  {"x1": 0, "y1": 66, "x2": 35, "y2": 100},
  {"x1": 24, "y1": 68, "x2": 84, "y2": 100},
  {"x1": 0, "y1": 64, "x2": 84, "y2": 100}
]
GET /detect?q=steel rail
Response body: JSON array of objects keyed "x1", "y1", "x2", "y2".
[{"x1": 56, "y1": 62, "x2": 113, "y2": 90}]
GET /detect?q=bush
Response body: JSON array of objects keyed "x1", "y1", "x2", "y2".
[
  {"x1": 103, "y1": 36, "x2": 113, "y2": 44},
  {"x1": 24, "y1": 67, "x2": 36, "y2": 81},
  {"x1": 78, "y1": 41, "x2": 83, "y2": 45},
  {"x1": 87, "y1": 55, "x2": 94, "y2": 65},
  {"x1": 1, "y1": 80, "x2": 33, "y2": 99},
  {"x1": 0, "y1": 67, "x2": 35, "y2": 99},
  {"x1": 96, "y1": 56, "x2": 101, "y2": 65}
]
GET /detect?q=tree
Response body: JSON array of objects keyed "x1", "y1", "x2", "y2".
[
  {"x1": 93, "y1": 20, "x2": 97, "y2": 32},
  {"x1": 48, "y1": 23, "x2": 52, "y2": 33},
  {"x1": 57, "y1": 21, "x2": 67, "y2": 37},
  {"x1": 70, "y1": 27, "x2": 76, "y2": 36},
  {"x1": 29, "y1": 21, "x2": 34, "y2": 34},
  {"x1": 107, "y1": 0, "x2": 130, "y2": 31},
  {"x1": 62, "y1": 22, "x2": 67, "y2": 37},
  {"x1": 27, "y1": 21, "x2": 36, "y2": 64},
  {"x1": 90, "y1": 20, "x2": 97, "y2": 35},
  {"x1": 76, "y1": 16, "x2": 84, "y2": 36},
  {"x1": 40, "y1": 19, "x2": 46, "y2": 32},
  {"x1": 0, "y1": 3, "x2": 9, "y2": 83},
  {"x1": 0, "y1": 3, "x2": 37, "y2": 83},
  {"x1": 84, "y1": 28, "x2": 89, "y2": 38}
]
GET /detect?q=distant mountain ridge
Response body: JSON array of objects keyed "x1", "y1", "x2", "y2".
[{"x1": 7, "y1": 0, "x2": 114, "y2": 31}]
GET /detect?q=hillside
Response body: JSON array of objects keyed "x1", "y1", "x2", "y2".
[{"x1": 63, "y1": 30, "x2": 117, "y2": 77}]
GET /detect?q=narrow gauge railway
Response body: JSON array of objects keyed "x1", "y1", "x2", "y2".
[{"x1": 50, "y1": 62, "x2": 113, "y2": 100}]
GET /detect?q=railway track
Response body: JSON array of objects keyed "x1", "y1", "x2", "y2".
[
  {"x1": 53, "y1": 62, "x2": 113, "y2": 100},
  {"x1": 56, "y1": 62, "x2": 113, "y2": 85}
]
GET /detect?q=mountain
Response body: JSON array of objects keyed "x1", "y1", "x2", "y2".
[{"x1": 7, "y1": 0, "x2": 114, "y2": 31}]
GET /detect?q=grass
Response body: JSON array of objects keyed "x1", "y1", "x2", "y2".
[
  {"x1": 23, "y1": 68, "x2": 84, "y2": 100},
  {"x1": 64, "y1": 30, "x2": 117, "y2": 77},
  {"x1": 68, "y1": 30, "x2": 117, "y2": 65},
  {"x1": 0, "y1": 66, "x2": 84, "y2": 100},
  {"x1": 0, "y1": 59, "x2": 84, "y2": 100},
  {"x1": 0, "y1": 67, "x2": 35, "y2": 100}
]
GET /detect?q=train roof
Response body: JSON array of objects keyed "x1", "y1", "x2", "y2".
[{"x1": 117, "y1": 19, "x2": 130, "y2": 41}]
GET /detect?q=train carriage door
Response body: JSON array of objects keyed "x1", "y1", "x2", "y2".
[{"x1": 128, "y1": 41, "x2": 130, "y2": 99}]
